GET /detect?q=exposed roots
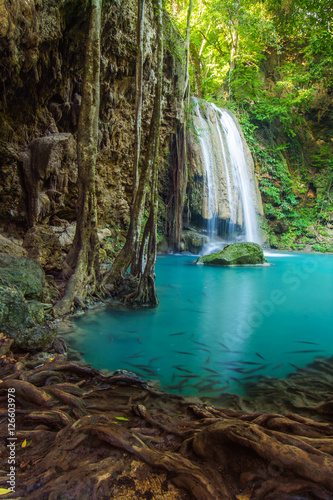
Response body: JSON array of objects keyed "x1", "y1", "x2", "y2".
[{"x1": 1, "y1": 338, "x2": 333, "y2": 499}]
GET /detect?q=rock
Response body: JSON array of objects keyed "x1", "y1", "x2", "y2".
[
  {"x1": 196, "y1": 242, "x2": 268, "y2": 266},
  {"x1": 27, "y1": 300, "x2": 46, "y2": 325},
  {"x1": 0, "y1": 286, "x2": 31, "y2": 333},
  {"x1": 23, "y1": 225, "x2": 62, "y2": 271},
  {"x1": 14, "y1": 324, "x2": 56, "y2": 352},
  {"x1": 0, "y1": 254, "x2": 45, "y2": 299},
  {"x1": 97, "y1": 227, "x2": 112, "y2": 247},
  {"x1": 21, "y1": 133, "x2": 77, "y2": 226},
  {"x1": 50, "y1": 222, "x2": 76, "y2": 250},
  {"x1": 181, "y1": 229, "x2": 209, "y2": 254},
  {"x1": 0, "y1": 234, "x2": 26, "y2": 257}
]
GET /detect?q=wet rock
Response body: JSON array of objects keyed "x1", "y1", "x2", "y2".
[
  {"x1": 0, "y1": 286, "x2": 31, "y2": 333},
  {"x1": 49, "y1": 222, "x2": 76, "y2": 251},
  {"x1": 197, "y1": 242, "x2": 268, "y2": 266},
  {"x1": 0, "y1": 234, "x2": 26, "y2": 257},
  {"x1": 0, "y1": 254, "x2": 45, "y2": 299},
  {"x1": 23, "y1": 225, "x2": 62, "y2": 271},
  {"x1": 14, "y1": 323, "x2": 56, "y2": 352},
  {"x1": 27, "y1": 300, "x2": 46, "y2": 325},
  {"x1": 21, "y1": 133, "x2": 77, "y2": 226},
  {"x1": 181, "y1": 229, "x2": 209, "y2": 254}
]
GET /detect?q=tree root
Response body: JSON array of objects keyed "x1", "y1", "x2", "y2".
[{"x1": 2, "y1": 345, "x2": 333, "y2": 499}]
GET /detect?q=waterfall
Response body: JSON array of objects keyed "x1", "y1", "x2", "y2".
[{"x1": 191, "y1": 100, "x2": 262, "y2": 249}]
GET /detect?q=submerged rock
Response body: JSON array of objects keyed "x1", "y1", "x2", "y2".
[{"x1": 197, "y1": 242, "x2": 267, "y2": 266}]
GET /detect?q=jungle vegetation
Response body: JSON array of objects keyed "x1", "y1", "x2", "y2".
[{"x1": 166, "y1": 0, "x2": 333, "y2": 251}]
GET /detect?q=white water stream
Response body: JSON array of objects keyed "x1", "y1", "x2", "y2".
[{"x1": 193, "y1": 100, "x2": 261, "y2": 249}]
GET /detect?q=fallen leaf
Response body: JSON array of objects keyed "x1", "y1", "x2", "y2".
[
  {"x1": 0, "y1": 488, "x2": 12, "y2": 495},
  {"x1": 236, "y1": 487, "x2": 254, "y2": 500},
  {"x1": 115, "y1": 416, "x2": 129, "y2": 421},
  {"x1": 21, "y1": 439, "x2": 27, "y2": 448}
]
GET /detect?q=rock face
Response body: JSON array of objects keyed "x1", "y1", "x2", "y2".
[
  {"x1": 0, "y1": 254, "x2": 45, "y2": 299},
  {"x1": 0, "y1": 234, "x2": 26, "y2": 257},
  {"x1": 0, "y1": 0, "x2": 185, "y2": 236},
  {"x1": 181, "y1": 229, "x2": 209, "y2": 254},
  {"x1": 0, "y1": 253, "x2": 54, "y2": 350},
  {"x1": 197, "y1": 242, "x2": 267, "y2": 266}
]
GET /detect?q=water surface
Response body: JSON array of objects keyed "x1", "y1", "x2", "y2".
[{"x1": 68, "y1": 252, "x2": 333, "y2": 397}]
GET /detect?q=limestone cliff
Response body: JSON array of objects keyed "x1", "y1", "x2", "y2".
[{"x1": 0, "y1": 0, "x2": 185, "y2": 247}]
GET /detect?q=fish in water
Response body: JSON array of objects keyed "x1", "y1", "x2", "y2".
[
  {"x1": 173, "y1": 351, "x2": 195, "y2": 356},
  {"x1": 229, "y1": 376, "x2": 242, "y2": 385},
  {"x1": 256, "y1": 352, "x2": 265, "y2": 360},
  {"x1": 137, "y1": 336, "x2": 147, "y2": 344},
  {"x1": 272, "y1": 363, "x2": 283, "y2": 370},
  {"x1": 237, "y1": 361, "x2": 263, "y2": 365},
  {"x1": 197, "y1": 385, "x2": 223, "y2": 393},
  {"x1": 295, "y1": 341, "x2": 320, "y2": 345},
  {"x1": 165, "y1": 380, "x2": 188, "y2": 391},
  {"x1": 194, "y1": 347, "x2": 210, "y2": 353},
  {"x1": 169, "y1": 331, "x2": 186, "y2": 336},
  {"x1": 287, "y1": 350, "x2": 323, "y2": 354},
  {"x1": 127, "y1": 351, "x2": 144, "y2": 359},
  {"x1": 122, "y1": 329, "x2": 141, "y2": 333},
  {"x1": 242, "y1": 364, "x2": 269, "y2": 374},
  {"x1": 218, "y1": 343, "x2": 229, "y2": 350},
  {"x1": 149, "y1": 357, "x2": 162, "y2": 365},
  {"x1": 172, "y1": 365, "x2": 193, "y2": 373},
  {"x1": 176, "y1": 374, "x2": 200, "y2": 379},
  {"x1": 205, "y1": 356, "x2": 210, "y2": 365},
  {"x1": 191, "y1": 340, "x2": 209, "y2": 347},
  {"x1": 203, "y1": 367, "x2": 220, "y2": 374}
]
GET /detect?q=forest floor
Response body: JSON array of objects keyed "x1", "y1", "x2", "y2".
[{"x1": 1, "y1": 334, "x2": 333, "y2": 500}]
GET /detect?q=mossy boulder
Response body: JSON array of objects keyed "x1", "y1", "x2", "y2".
[
  {"x1": 0, "y1": 286, "x2": 31, "y2": 333},
  {"x1": 196, "y1": 242, "x2": 267, "y2": 266},
  {"x1": 181, "y1": 229, "x2": 209, "y2": 254},
  {"x1": 14, "y1": 324, "x2": 56, "y2": 352},
  {"x1": 0, "y1": 254, "x2": 45, "y2": 299}
]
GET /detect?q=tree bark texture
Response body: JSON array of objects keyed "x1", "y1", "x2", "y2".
[
  {"x1": 54, "y1": 0, "x2": 101, "y2": 316},
  {"x1": 102, "y1": 0, "x2": 163, "y2": 304},
  {"x1": 127, "y1": 0, "x2": 164, "y2": 306}
]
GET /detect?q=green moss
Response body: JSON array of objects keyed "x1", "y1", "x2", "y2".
[{"x1": 197, "y1": 242, "x2": 267, "y2": 266}]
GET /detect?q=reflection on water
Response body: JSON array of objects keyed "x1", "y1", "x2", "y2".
[{"x1": 67, "y1": 253, "x2": 333, "y2": 397}]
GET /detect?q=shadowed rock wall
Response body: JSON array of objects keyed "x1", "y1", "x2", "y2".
[{"x1": 0, "y1": 0, "x2": 185, "y2": 239}]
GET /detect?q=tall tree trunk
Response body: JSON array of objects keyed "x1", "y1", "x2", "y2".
[
  {"x1": 132, "y1": 0, "x2": 145, "y2": 203},
  {"x1": 182, "y1": 0, "x2": 193, "y2": 101},
  {"x1": 54, "y1": 0, "x2": 101, "y2": 317},
  {"x1": 126, "y1": 0, "x2": 164, "y2": 306},
  {"x1": 227, "y1": 1, "x2": 239, "y2": 99},
  {"x1": 102, "y1": 0, "x2": 163, "y2": 296},
  {"x1": 130, "y1": 0, "x2": 146, "y2": 276}
]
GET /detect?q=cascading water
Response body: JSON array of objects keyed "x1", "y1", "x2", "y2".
[
  {"x1": 194, "y1": 101, "x2": 218, "y2": 241},
  {"x1": 191, "y1": 99, "x2": 262, "y2": 250}
]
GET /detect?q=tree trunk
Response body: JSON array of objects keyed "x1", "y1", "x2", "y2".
[
  {"x1": 132, "y1": 0, "x2": 145, "y2": 204},
  {"x1": 54, "y1": 0, "x2": 101, "y2": 317},
  {"x1": 102, "y1": 0, "x2": 163, "y2": 301},
  {"x1": 126, "y1": 0, "x2": 164, "y2": 306},
  {"x1": 227, "y1": 2, "x2": 239, "y2": 99}
]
